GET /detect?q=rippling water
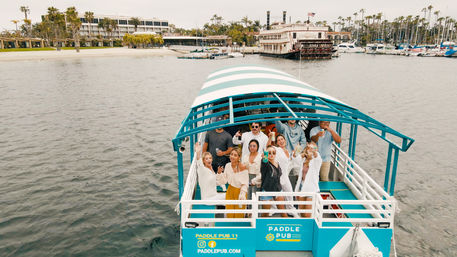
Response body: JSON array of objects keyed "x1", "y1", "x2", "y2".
[{"x1": 0, "y1": 54, "x2": 456, "y2": 257}]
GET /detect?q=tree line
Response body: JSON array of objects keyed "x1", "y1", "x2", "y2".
[
  {"x1": 171, "y1": 14, "x2": 261, "y2": 46},
  {"x1": 3, "y1": 6, "x2": 165, "y2": 51},
  {"x1": 313, "y1": 6, "x2": 457, "y2": 45}
]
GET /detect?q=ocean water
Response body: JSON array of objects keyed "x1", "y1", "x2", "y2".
[{"x1": 0, "y1": 53, "x2": 456, "y2": 257}]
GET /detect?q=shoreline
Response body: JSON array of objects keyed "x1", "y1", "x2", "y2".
[{"x1": 0, "y1": 47, "x2": 180, "y2": 62}]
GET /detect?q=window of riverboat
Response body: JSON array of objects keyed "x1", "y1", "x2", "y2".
[
  {"x1": 146, "y1": 21, "x2": 153, "y2": 26},
  {"x1": 154, "y1": 21, "x2": 161, "y2": 26},
  {"x1": 119, "y1": 20, "x2": 127, "y2": 25}
]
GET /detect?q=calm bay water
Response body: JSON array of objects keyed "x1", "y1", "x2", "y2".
[{"x1": 0, "y1": 53, "x2": 456, "y2": 257}]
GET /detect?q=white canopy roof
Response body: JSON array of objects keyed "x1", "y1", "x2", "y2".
[{"x1": 191, "y1": 65, "x2": 350, "y2": 108}]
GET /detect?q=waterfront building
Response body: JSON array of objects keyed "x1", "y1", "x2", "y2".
[
  {"x1": 327, "y1": 32, "x2": 352, "y2": 45},
  {"x1": 78, "y1": 14, "x2": 169, "y2": 39},
  {"x1": 0, "y1": 37, "x2": 45, "y2": 49},
  {"x1": 163, "y1": 35, "x2": 231, "y2": 46}
]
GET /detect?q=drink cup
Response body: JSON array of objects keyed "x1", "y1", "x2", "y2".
[
  {"x1": 271, "y1": 132, "x2": 276, "y2": 141},
  {"x1": 295, "y1": 144, "x2": 303, "y2": 155},
  {"x1": 262, "y1": 151, "x2": 269, "y2": 163}
]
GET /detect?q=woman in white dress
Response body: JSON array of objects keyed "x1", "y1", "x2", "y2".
[
  {"x1": 219, "y1": 148, "x2": 249, "y2": 218},
  {"x1": 295, "y1": 141, "x2": 322, "y2": 217},
  {"x1": 194, "y1": 142, "x2": 226, "y2": 201},
  {"x1": 241, "y1": 139, "x2": 261, "y2": 200}
]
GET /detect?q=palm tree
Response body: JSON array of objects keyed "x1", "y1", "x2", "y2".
[
  {"x1": 130, "y1": 17, "x2": 141, "y2": 32},
  {"x1": 437, "y1": 17, "x2": 444, "y2": 44},
  {"x1": 413, "y1": 15, "x2": 420, "y2": 45},
  {"x1": 84, "y1": 11, "x2": 94, "y2": 41},
  {"x1": 241, "y1": 16, "x2": 251, "y2": 28},
  {"x1": 352, "y1": 12, "x2": 359, "y2": 41},
  {"x1": 99, "y1": 18, "x2": 118, "y2": 46},
  {"x1": 359, "y1": 8, "x2": 365, "y2": 34},
  {"x1": 11, "y1": 20, "x2": 20, "y2": 32},
  {"x1": 47, "y1": 7, "x2": 66, "y2": 49},
  {"x1": 65, "y1": 7, "x2": 82, "y2": 52},
  {"x1": 20, "y1": 6, "x2": 31, "y2": 36},
  {"x1": 365, "y1": 15, "x2": 372, "y2": 42},
  {"x1": 337, "y1": 16, "x2": 343, "y2": 31},
  {"x1": 427, "y1": 5, "x2": 433, "y2": 28},
  {"x1": 433, "y1": 10, "x2": 440, "y2": 43}
]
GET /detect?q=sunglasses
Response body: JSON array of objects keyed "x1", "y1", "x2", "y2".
[{"x1": 252, "y1": 125, "x2": 259, "y2": 128}]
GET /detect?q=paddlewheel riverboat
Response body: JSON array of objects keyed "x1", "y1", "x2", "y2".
[
  {"x1": 172, "y1": 65, "x2": 414, "y2": 257},
  {"x1": 259, "y1": 24, "x2": 333, "y2": 60}
]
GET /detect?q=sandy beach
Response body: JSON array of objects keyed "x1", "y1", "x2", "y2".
[{"x1": 0, "y1": 47, "x2": 180, "y2": 62}]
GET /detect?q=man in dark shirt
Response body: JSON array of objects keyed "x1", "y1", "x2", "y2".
[{"x1": 203, "y1": 126, "x2": 234, "y2": 172}]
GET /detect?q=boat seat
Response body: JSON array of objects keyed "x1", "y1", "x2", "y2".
[
  {"x1": 190, "y1": 204, "x2": 216, "y2": 219},
  {"x1": 214, "y1": 222, "x2": 251, "y2": 227},
  {"x1": 330, "y1": 189, "x2": 373, "y2": 219},
  {"x1": 322, "y1": 222, "x2": 353, "y2": 227},
  {"x1": 319, "y1": 181, "x2": 349, "y2": 191}
]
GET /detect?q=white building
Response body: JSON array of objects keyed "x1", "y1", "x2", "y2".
[{"x1": 78, "y1": 14, "x2": 170, "y2": 39}]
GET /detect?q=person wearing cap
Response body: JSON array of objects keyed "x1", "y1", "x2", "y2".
[
  {"x1": 310, "y1": 121, "x2": 341, "y2": 181},
  {"x1": 203, "y1": 116, "x2": 234, "y2": 172}
]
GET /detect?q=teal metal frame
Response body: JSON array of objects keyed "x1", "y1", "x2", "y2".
[{"x1": 173, "y1": 92, "x2": 414, "y2": 197}]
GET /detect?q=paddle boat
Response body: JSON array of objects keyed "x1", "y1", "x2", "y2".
[{"x1": 172, "y1": 65, "x2": 414, "y2": 257}]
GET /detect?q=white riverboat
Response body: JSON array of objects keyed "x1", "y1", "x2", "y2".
[
  {"x1": 258, "y1": 23, "x2": 333, "y2": 60},
  {"x1": 172, "y1": 65, "x2": 414, "y2": 257}
]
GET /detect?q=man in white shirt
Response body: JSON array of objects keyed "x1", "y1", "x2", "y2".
[{"x1": 233, "y1": 122, "x2": 268, "y2": 155}]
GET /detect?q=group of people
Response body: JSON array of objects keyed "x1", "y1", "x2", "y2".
[{"x1": 195, "y1": 118, "x2": 341, "y2": 218}]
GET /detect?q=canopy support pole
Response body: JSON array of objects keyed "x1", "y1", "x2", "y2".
[
  {"x1": 389, "y1": 147, "x2": 400, "y2": 196},
  {"x1": 273, "y1": 93, "x2": 298, "y2": 118},
  {"x1": 273, "y1": 93, "x2": 307, "y2": 128},
  {"x1": 336, "y1": 116, "x2": 342, "y2": 147},
  {"x1": 384, "y1": 144, "x2": 393, "y2": 192},
  {"x1": 229, "y1": 97, "x2": 234, "y2": 124},
  {"x1": 189, "y1": 110, "x2": 194, "y2": 162},
  {"x1": 177, "y1": 150, "x2": 184, "y2": 199},
  {"x1": 351, "y1": 124, "x2": 358, "y2": 159}
]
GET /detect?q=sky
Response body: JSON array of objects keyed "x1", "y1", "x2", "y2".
[{"x1": 1, "y1": 0, "x2": 456, "y2": 31}]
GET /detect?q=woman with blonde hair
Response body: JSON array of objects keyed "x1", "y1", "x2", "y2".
[
  {"x1": 219, "y1": 148, "x2": 249, "y2": 218},
  {"x1": 194, "y1": 142, "x2": 226, "y2": 201},
  {"x1": 295, "y1": 141, "x2": 322, "y2": 217}
]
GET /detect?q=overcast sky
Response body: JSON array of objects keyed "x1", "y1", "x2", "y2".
[{"x1": 2, "y1": 0, "x2": 456, "y2": 31}]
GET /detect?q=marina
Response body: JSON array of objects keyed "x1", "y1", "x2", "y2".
[{"x1": 1, "y1": 1, "x2": 456, "y2": 256}]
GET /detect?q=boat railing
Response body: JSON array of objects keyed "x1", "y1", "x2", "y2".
[
  {"x1": 180, "y1": 130, "x2": 394, "y2": 229},
  {"x1": 314, "y1": 194, "x2": 395, "y2": 228},
  {"x1": 331, "y1": 143, "x2": 394, "y2": 216},
  {"x1": 181, "y1": 191, "x2": 394, "y2": 229}
]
